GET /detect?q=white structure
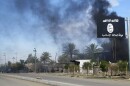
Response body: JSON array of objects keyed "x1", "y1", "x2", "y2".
[{"x1": 76, "y1": 59, "x2": 91, "y2": 73}]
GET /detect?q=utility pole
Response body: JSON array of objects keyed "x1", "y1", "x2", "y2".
[
  {"x1": 0, "y1": 56, "x2": 2, "y2": 65},
  {"x1": 12, "y1": 57, "x2": 15, "y2": 63},
  {"x1": 0, "y1": 55, "x2": 1, "y2": 70},
  {"x1": 55, "y1": 53, "x2": 57, "y2": 63},
  {"x1": 15, "y1": 53, "x2": 17, "y2": 63},
  {"x1": 3, "y1": 53, "x2": 6, "y2": 73},
  {"x1": 126, "y1": 17, "x2": 130, "y2": 71},
  {"x1": 33, "y1": 48, "x2": 37, "y2": 73}
]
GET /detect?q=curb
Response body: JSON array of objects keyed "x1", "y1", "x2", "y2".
[
  {"x1": 0, "y1": 74, "x2": 83, "y2": 86},
  {"x1": 0, "y1": 74, "x2": 53, "y2": 86}
]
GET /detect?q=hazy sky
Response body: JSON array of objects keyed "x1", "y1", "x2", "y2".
[{"x1": 0, "y1": 0, "x2": 130, "y2": 63}]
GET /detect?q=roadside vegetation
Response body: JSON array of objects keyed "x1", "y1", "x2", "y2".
[{"x1": 0, "y1": 42, "x2": 129, "y2": 79}]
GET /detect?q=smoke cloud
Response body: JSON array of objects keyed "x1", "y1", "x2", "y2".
[
  {"x1": 0, "y1": 0, "x2": 127, "y2": 61},
  {"x1": 13, "y1": 0, "x2": 110, "y2": 48}
]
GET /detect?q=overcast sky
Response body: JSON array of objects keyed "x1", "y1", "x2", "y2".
[{"x1": 0, "y1": 0, "x2": 130, "y2": 63}]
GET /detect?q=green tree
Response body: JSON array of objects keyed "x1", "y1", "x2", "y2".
[
  {"x1": 8, "y1": 61, "x2": 12, "y2": 67},
  {"x1": 100, "y1": 61, "x2": 109, "y2": 73},
  {"x1": 86, "y1": 43, "x2": 102, "y2": 61},
  {"x1": 11, "y1": 63, "x2": 17, "y2": 72},
  {"x1": 16, "y1": 62, "x2": 24, "y2": 70},
  {"x1": 117, "y1": 60, "x2": 128, "y2": 75},
  {"x1": 26, "y1": 54, "x2": 35, "y2": 63},
  {"x1": 64, "y1": 64, "x2": 69, "y2": 70},
  {"x1": 11, "y1": 62, "x2": 25, "y2": 72},
  {"x1": 49, "y1": 60, "x2": 55, "y2": 65},
  {"x1": 63, "y1": 43, "x2": 79, "y2": 59},
  {"x1": 83, "y1": 62, "x2": 92, "y2": 75},
  {"x1": 20, "y1": 60, "x2": 25, "y2": 65},
  {"x1": 40, "y1": 52, "x2": 51, "y2": 64},
  {"x1": 68, "y1": 64, "x2": 79, "y2": 75},
  {"x1": 25, "y1": 54, "x2": 39, "y2": 72},
  {"x1": 58, "y1": 54, "x2": 70, "y2": 63}
]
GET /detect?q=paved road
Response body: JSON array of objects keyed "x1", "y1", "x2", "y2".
[
  {"x1": 0, "y1": 75, "x2": 49, "y2": 86},
  {"x1": 9, "y1": 73, "x2": 130, "y2": 86}
]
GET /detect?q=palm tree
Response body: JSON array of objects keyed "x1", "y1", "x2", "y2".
[
  {"x1": 86, "y1": 43, "x2": 102, "y2": 62},
  {"x1": 117, "y1": 60, "x2": 128, "y2": 76},
  {"x1": 40, "y1": 52, "x2": 51, "y2": 64},
  {"x1": 69, "y1": 64, "x2": 79, "y2": 75},
  {"x1": 100, "y1": 60, "x2": 109, "y2": 76},
  {"x1": 26, "y1": 54, "x2": 35, "y2": 63},
  {"x1": 83, "y1": 62, "x2": 92, "y2": 75},
  {"x1": 63, "y1": 43, "x2": 79, "y2": 59},
  {"x1": 58, "y1": 54, "x2": 70, "y2": 63}
]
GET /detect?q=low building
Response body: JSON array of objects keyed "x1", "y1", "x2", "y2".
[{"x1": 71, "y1": 59, "x2": 91, "y2": 73}]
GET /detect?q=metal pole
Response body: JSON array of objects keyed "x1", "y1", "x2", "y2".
[
  {"x1": 16, "y1": 53, "x2": 17, "y2": 63},
  {"x1": 126, "y1": 17, "x2": 130, "y2": 71},
  {"x1": 12, "y1": 57, "x2": 15, "y2": 63},
  {"x1": 128, "y1": 18, "x2": 130, "y2": 71},
  {"x1": 3, "y1": 53, "x2": 6, "y2": 73},
  {"x1": 33, "y1": 48, "x2": 37, "y2": 73},
  {"x1": 0, "y1": 56, "x2": 2, "y2": 65},
  {"x1": 0, "y1": 56, "x2": 1, "y2": 72},
  {"x1": 112, "y1": 39, "x2": 115, "y2": 60},
  {"x1": 115, "y1": 38, "x2": 116, "y2": 61},
  {"x1": 55, "y1": 53, "x2": 57, "y2": 63}
]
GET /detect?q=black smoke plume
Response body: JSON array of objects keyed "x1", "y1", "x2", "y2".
[
  {"x1": 14, "y1": 0, "x2": 128, "y2": 61},
  {"x1": 13, "y1": 0, "x2": 97, "y2": 53}
]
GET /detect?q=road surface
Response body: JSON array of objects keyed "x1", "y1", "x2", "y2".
[
  {"x1": 8, "y1": 73, "x2": 130, "y2": 86},
  {"x1": 0, "y1": 75, "x2": 49, "y2": 86}
]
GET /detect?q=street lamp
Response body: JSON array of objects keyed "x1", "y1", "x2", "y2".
[
  {"x1": 3, "y1": 53, "x2": 6, "y2": 73},
  {"x1": 33, "y1": 48, "x2": 37, "y2": 73},
  {"x1": 15, "y1": 52, "x2": 17, "y2": 63}
]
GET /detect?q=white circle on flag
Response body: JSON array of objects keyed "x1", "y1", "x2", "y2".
[{"x1": 107, "y1": 23, "x2": 114, "y2": 33}]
